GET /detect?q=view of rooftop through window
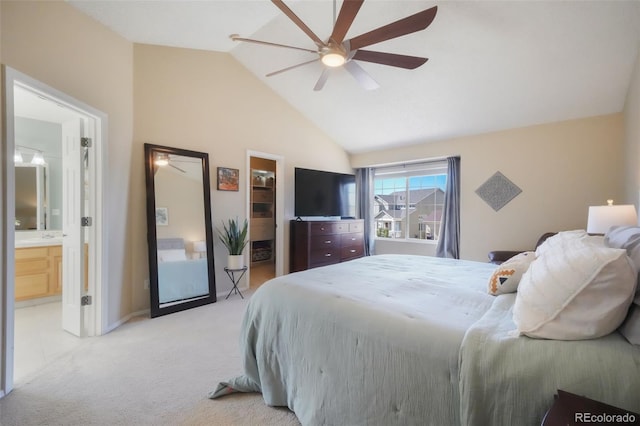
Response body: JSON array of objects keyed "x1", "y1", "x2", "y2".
[{"x1": 373, "y1": 165, "x2": 447, "y2": 241}]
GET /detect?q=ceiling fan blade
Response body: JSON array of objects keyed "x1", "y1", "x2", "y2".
[
  {"x1": 266, "y1": 58, "x2": 320, "y2": 77},
  {"x1": 230, "y1": 35, "x2": 317, "y2": 54},
  {"x1": 169, "y1": 163, "x2": 186, "y2": 173},
  {"x1": 313, "y1": 69, "x2": 330, "y2": 91},
  {"x1": 329, "y1": 0, "x2": 364, "y2": 45},
  {"x1": 347, "y1": 6, "x2": 438, "y2": 51},
  {"x1": 352, "y1": 50, "x2": 428, "y2": 69},
  {"x1": 344, "y1": 61, "x2": 379, "y2": 91},
  {"x1": 271, "y1": 0, "x2": 326, "y2": 48}
]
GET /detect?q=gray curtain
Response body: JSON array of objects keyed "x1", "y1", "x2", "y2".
[
  {"x1": 356, "y1": 167, "x2": 375, "y2": 256},
  {"x1": 436, "y1": 156, "x2": 460, "y2": 259}
]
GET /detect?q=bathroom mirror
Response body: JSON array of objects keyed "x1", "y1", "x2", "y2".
[
  {"x1": 144, "y1": 143, "x2": 216, "y2": 317},
  {"x1": 15, "y1": 164, "x2": 48, "y2": 230}
]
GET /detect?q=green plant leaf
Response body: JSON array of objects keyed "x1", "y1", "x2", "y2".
[{"x1": 217, "y1": 217, "x2": 249, "y2": 255}]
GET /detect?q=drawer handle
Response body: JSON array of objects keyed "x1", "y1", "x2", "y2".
[
  {"x1": 320, "y1": 227, "x2": 325, "y2": 231},
  {"x1": 324, "y1": 240, "x2": 332, "y2": 244},
  {"x1": 325, "y1": 253, "x2": 332, "y2": 257},
  {"x1": 351, "y1": 237, "x2": 356, "y2": 241},
  {"x1": 350, "y1": 249, "x2": 356, "y2": 253}
]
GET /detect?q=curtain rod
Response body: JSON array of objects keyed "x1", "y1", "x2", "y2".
[{"x1": 361, "y1": 155, "x2": 455, "y2": 169}]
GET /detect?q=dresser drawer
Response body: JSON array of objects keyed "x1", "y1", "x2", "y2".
[
  {"x1": 310, "y1": 222, "x2": 349, "y2": 235},
  {"x1": 349, "y1": 222, "x2": 364, "y2": 233},
  {"x1": 310, "y1": 234, "x2": 340, "y2": 250},
  {"x1": 309, "y1": 248, "x2": 341, "y2": 267},
  {"x1": 341, "y1": 244, "x2": 364, "y2": 260},
  {"x1": 341, "y1": 232, "x2": 363, "y2": 247}
]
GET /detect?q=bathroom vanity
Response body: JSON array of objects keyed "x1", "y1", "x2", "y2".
[{"x1": 15, "y1": 243, "x2": 62, "y2": 301}]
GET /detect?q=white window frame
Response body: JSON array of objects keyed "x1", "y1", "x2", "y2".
[{"x1": 373, "y1": 160, "x2": 447, "y2": 243}]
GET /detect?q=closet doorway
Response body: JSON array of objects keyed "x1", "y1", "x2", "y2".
[{"x1": 247, "y1": 151, "x2": 284, "y2": 288}]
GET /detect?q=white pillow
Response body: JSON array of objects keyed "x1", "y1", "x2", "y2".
[
  {"x1": 534, "y1": 230, "x2": 603, "y2": 257},
  {"x1": 487, "y1": 251, "x2": 535, "y2": 295},
  {"x1": 604, "y1": 225, "x2": 640, "y2": 344},
  {"x1": 514, "y1": 235, "x2": 636, "y2": 340},
  {"x1": 605, "y1": 226, "x2": 640, "y2": 276},
  {"x1": 158, "y1": 249, "x2": 187, "y2": 262}
]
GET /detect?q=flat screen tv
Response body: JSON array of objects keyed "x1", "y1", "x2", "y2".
[{"x1": 294, "y1": 167, "x2": 356, "y2": 219}]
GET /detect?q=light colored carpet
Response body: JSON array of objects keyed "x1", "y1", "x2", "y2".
[{"x1": 0, "y1": 290, "x2": 301, "y2": 426}]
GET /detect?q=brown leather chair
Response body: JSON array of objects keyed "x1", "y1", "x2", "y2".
[{"x1": 488, "y1": 232, "x2": 556, "y2": 264}]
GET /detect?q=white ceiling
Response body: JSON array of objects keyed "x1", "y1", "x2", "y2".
[{"x1": 68, "y1": 0, "x2": 640, "y2": 154}]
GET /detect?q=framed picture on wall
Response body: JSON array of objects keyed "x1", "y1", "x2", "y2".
[
  {"x1": 155, "y1": 207, "x2": 169, "y2": 226},
  {"x1": 217, "y1": 167, "x2": 239, "y2": 191}
]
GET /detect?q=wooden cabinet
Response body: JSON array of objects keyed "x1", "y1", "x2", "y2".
[
  {"x1": 290, "y1": 219, "x2": 365, "y2": 272},
  {"x1": 15, "y1": 245, "x2": 62, "y2": 301}
]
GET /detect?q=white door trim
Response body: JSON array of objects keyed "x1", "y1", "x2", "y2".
[
  {"x1": 1, "y1": 66, "x2": 109, "y2": 397},
  {"x1": 246, "y1": 150, "x2": 285, "y2": 282}
]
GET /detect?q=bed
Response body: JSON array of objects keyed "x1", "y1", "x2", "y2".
[
  {"x1": 211, "y1": 232, "x2": 640, "y2": 426},
  {"x1": 157, "y1": 238, "x2": 209, "y2": 304}
]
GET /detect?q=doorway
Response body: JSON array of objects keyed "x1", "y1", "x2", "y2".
[
  {"x1": 246, "y1": 151, "x2": 284, "y2": 288},
  {"x1": 2, "y1": 67, "x2": 107, "y2": 396}
]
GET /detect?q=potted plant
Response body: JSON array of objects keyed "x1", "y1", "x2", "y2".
[{"x1": 218, "y1": 217, "x2": 249, "y2": 269}]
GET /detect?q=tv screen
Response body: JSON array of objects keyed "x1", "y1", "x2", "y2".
[{"x1": 294, "y1": 167, "x2": 356, "y2": 218}]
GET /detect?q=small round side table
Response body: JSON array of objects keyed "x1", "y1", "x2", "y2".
[{"x1": 223, "y1": 266, "x2": 248, "y2": 299}]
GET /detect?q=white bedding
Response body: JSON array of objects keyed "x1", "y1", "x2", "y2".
[
  {"x1": 212, "y1": 254, "x2": 496, "y2": 425},
  {"x1": 211, "y1": 254, "x2": 640, "y2": 425}
]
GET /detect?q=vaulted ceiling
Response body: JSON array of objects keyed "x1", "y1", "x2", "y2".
[{"x1": 69, "y1": 1, "x2": 640, "y2": 153}]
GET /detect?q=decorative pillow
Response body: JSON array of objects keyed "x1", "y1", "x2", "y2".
[
  {"x1": 618, "y1": 304, "x2": 640, "y2": 345},
  {"x1": 604, "y1": 226, "x2": 640, "y2": 345},
  {"x1": 534, "y1": 230, "x2": 603, "y2": 257},
  {"x1": 488, "y1": 251, "x2": 535, "y2": 295},
  {"x1": 514, "y1": 236, "x2": 636, "y2": 340},
  {"x1": 158, "y1": 249, "x2": 187, "y2": 262},
  {"x1": 605, "y1": 226, "x2": 640, "y2": 272}
]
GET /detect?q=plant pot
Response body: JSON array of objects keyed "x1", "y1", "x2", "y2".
[{"x1": 227, "y1": 254, "x2": 244, "y2": 270}]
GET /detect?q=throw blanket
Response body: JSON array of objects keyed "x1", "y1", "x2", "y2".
[{"x1": 460, "y1": 293, "x2": 640, "y2": 426}]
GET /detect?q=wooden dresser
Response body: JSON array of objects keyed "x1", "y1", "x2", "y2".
[{"x1": 290, "y1": 219, "x2": 365, "y2": 272}]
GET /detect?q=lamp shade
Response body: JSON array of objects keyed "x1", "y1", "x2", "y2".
[
  {"x1": 587, "y1": 204, "x2": 638, "y2": 234},
  {"x1": 193, "y1": 240, "x2": 207, "y2": 253}
]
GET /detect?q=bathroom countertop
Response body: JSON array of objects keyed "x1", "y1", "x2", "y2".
[{"x1": 15, "y1": 238, "x2": 63, "y2": 248}]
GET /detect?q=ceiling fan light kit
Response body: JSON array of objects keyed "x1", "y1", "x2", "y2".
[{"x1": 231, "y1": 0, "x2": 438, "y2": 91}]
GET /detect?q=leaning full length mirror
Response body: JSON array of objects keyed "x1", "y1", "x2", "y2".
[{"x1": 144, "y1": 143, "x2": 216, "y2": 317}]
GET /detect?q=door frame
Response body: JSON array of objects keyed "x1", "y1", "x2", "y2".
[
  {"x1": 246, "y1": 150, "x2": 285, "y2": 283},
  {"x1": 1, "y1": 66, "x2": 109, "y2": 396}
]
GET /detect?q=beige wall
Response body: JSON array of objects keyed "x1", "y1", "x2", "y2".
[
  {"x1": 132, "y1": 44, "x2": 352, "y2": 308},
  {"x1": 1, "y1": 1, "x2": 134, "y2": 326},
  {"x1": 0, "y1": 0, "x2": 636, "y2": 326},
  {"x1": 624, "y1": 46, "x2": 640, "y2": 208},
  {"x1": 1, "y1": 2, "x2": 352, "y2": 323},
  {"x1": 352, "y1": 114, "x2": 625, "y2": 262}
]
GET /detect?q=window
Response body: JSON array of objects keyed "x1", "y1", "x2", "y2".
[{"x1": 373, "y1": 160, "x2": 447, "y2": 241}]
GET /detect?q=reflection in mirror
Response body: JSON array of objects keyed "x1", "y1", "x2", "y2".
[
  {"x1": 15, "y1": 164, "x2": 48, "y2": 230},
  {"x1": 144, "y1": 144, "x2": 216, "y2": 317}
]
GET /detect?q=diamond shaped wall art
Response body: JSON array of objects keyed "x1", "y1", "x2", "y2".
[{"x1": 475, "y1": 171, "x2": 522, "y2": 211}]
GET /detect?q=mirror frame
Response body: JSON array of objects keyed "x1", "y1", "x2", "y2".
[
  {"x1": 144, "y1": 143, "x2": 216, "y2": 317},
  {"x1": 15, "y1": 163, "x2": 49, "y2": 231}
]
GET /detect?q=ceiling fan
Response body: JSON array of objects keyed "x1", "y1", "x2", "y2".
[
  {"x1": 154, "y1": 153, "x2": 187, "y2": 173},
  {"x1": 230, "y1": 0, "x2": 438, "y2": 91}
]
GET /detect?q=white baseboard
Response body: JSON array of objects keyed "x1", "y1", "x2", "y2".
[{"x1": 106, "y1": 309, "x2": 149, "y2": 333}]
